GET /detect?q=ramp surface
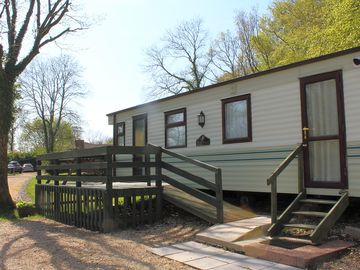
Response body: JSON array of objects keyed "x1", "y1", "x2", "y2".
[{"x1": 163, "y1": 185, "x2": 256, "y2": 223}]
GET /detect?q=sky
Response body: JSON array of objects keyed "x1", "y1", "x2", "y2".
[{"x1": 41, "y1": 0, "x2": 273, "y2": 140}]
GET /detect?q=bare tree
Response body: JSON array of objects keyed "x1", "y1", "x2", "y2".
[
  {"x1": 210, "y1": 30, "x2": 242, "y2": 80},
  {"x1": 211, "y1": 9, "x2": 260, "y2": 81},
  {"x1": 144, "y1": 18, "x2": 213, "y2": 98},
  {"x1": 85, "y1": 131, "x2": 112, "y2": 145},
  {"x1": 8, "y1": 103, "x2": 27, "y2": 152},
  {"x1": 21, "y1": 55, "x2": 86, "y2": 153},
  {"x1": 0, "y1": 0, "x2": 86, "y2": 211}
]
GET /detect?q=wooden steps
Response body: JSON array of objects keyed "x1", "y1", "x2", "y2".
[
  {"x1": 283, "y1": 223, "x2": 317, "y2": 230},
  {"x1": 268, "y1": 191, "x2": 349, "y2": 244},
  {"x1": 299, "y1": 198, "x2": 337, "y2": 205},
  {"x1": 292, "y1": 211, "x2": 328, "y2": 217},
  {"x1": 163, "y1": 185, "x2": 256, "y2": 223}
]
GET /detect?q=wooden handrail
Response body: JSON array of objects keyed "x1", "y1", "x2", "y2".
[
  {"x1": 157, "y1": 146, "x2": 219, "y2": 173},
  {"x1": 266, "y1": 144, "x2": 304, "y2": 224},
  {"x1": 157, "y1": 144, "x2": 224, "y2": 223},
  {"x1": 267, "y1": 144, "x2": 303, "y2": 185}
]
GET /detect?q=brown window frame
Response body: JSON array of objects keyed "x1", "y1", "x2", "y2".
[
  {"x1": 164, "y1": 108, "x2": 187, "y2": 149},
  {"x1": 114, "y1": 122, "x2": 125, "y2": 146},
  {"x1": 222, "y1": 94, "x2": 252, "y2": 144}
]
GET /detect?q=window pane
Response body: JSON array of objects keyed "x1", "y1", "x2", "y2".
[
  {"x1": 134, "y1": 118, "x2": 146, "y2": 146},
  {"x1": 167, "y1": 126, "x2": 185, "y2": 147},
  {"x1": 225, "y1": 100, "x2": 248, "y2": 139},
  {"x1": 117, "y1": 135, "x2": 125, "y2": 146},
  {"x1": 117, "y1": 124, "x2": 124, "y2": 135},
  {"x1": 306, "y1": 79, "x2": 339, "y2": 137},
  {"x1": 167, "y1": 112, "x2": 184, "y2": 124},
  {"x1": 309, "y1": 140, "x2": 341, "y2": 182}
]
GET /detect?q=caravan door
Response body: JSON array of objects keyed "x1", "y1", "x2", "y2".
[
  {"x1": 132, "y1": 114, "x2": 147, "y2": 176},
  {"x1": 300, "y1": 70, "x2": 347, "y2": 189}
]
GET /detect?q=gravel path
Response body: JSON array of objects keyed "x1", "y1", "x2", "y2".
[
  {"x1": 0, "y1": 209, "x2": 208, "y2": 270},
  {"x1": 3, "y1": 173, "x2": 209, "y2": 269},
  {"x1": 8, "y1": 172, "x2": 35, "y2": 202}
]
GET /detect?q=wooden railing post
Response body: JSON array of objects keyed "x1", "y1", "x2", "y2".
[
  {"x1": 215, "y1": 168, "x2": 224, "y2": 223},
  {"x1": 145, "y1": 149, "x2": 151, "y2": 186},
  {"x1": 36, "y1": 159, "x2": 42, "y2": 184},
  {"x1": 54, "y1": 159, "x2": 60, "y2": 186},
  {"x1": 35, "y1": 182, "x2": 40, "y2": 210},
  {"x1": 102, "y1": 190, "x2": 116, "y2": 232},
  {"x1": 297, "y1": 149, "x2": 304, "y2": 193},
  {"x1": 155, "y1": 149, "x2": 162, "y2": 188},
  {"x1": 155, "y1": 148, "x2": 163, "y2": 220},
  {"x1": 106, "y1": 152, "x2": 113, "y2": 191},
  {"x1": 75, "y1": 157, "x2": 82, "y2": 226},
  {"x1": 271, "y1": 178, "x2": 277, "y2": 224},
  {"x1": 103, "y1": 149, "x2": 115, "y2": 232},
  {"x1": 76, "y1": 157, "x2": 82, "y2": 188}
]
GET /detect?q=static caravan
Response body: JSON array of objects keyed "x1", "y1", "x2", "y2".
[{"x1": 107, "y1": 47, "x2": 360, "y2": 199}]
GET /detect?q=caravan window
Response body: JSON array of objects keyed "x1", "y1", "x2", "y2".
[
  {"x1": 222, "y1": 94, "x2": 252, "y2": 144},
  {"x1": 164, "y1": 108, "x2": 187, "y2": 148},
  {"x1": 115, "y1": 122, "x2": 125, "y2": 146}
]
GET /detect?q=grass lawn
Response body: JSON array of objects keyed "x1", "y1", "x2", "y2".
[
  {"x1": 25, "y1": 177, "x2": 37, "y2": 202},
  {"x1": 0, "y1": 177, "x2": 39, "y2": 221}
]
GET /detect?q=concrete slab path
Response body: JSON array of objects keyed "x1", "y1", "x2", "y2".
[{"x1": 151, "y1": 241, "x2": 301, "y2": 270}]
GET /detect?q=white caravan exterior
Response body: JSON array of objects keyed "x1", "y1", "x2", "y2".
[{"x1": 107, "y1": 47, "x2": 360, "y2": 197}]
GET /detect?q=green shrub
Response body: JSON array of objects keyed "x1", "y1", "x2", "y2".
[{"x1": 16, "y1": 201, "x2": 37, "y2": 218}]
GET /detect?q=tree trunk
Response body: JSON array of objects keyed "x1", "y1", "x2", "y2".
[
  {"x1": 0, "y1": 135, "x2": 14, "y2": 211},
  {"x1": 0, "y1": 75, "x2": 16, "y2": 211},
  {"x1": 9, "y1": 126, "x2": 15, "y2": 152}
]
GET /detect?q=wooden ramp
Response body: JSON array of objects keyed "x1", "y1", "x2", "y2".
[{"x1": 163, "y1": 185, "x2": 256, "y2": 223}]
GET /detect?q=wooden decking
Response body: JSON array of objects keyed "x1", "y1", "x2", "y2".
[
  {"x1": 35, "y1": 145, "x2": 226, "y2": 231},
  {"x1": 163, "y1": 185, "x2": 256, "y2": 223}
]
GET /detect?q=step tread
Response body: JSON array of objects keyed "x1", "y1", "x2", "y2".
[
  {"x1": 292, "y1": 211, "x2": 328, "y2": 217},
  {"x1": 300, "y1": 198, "x2": 337, "y2": 205},
  {"x1": 283, "y1": 223, "x2": 317, "y2": 230},
  {"x1": 271, "y1": 236, "x2": 314, "y2": 246}
]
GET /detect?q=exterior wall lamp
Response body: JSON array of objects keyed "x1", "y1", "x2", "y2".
[{"x1": 198, "y1": 111, "x2": 205, "y2": 128}]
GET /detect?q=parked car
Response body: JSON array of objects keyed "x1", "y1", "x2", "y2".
[
  {"x1": 22, "y1": 163, "x2": 34, "y2": 172},
  {"x1": 8, "y1": 161, "x2": 22, "y2": 173}
]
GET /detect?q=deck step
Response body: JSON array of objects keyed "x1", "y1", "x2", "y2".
[
  {"x1": 292, "y1": 211, "x2": 328, "y2": 217},
  {"x1": 271, "y1": 236, "x2": 314, "y2": 246},
  {"x1": 283, "y1": 223, "x2": 317, "y2": 230},
  {"x1": 299, "y1": 198, "x2": 337, "y2": 205}
]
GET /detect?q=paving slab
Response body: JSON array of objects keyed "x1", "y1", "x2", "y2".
[
  {"x1": 166, "y1": 250, "x2": 209, "y2": 263},
  {"x1": 211, "y1": 251, "x2": 249, "y2": 263},
  {"x1": 242, "y1": 239, "x2": 355, "y2": 269},
  {"x1": 211, "y1": 264, "x2": 249, "y2": 270},
  {"x1": 172, "y1": 241, "x2": 209, "y2": 251},
  {"x1": 151, "y1": 245, "x2": 185, "y2": 257},
  {"x1": 151, "y1": 241, "x2": 301, "y2": 270},
  {"x1": 186, "y1": 257, "x2": 228, "y2": 269}
]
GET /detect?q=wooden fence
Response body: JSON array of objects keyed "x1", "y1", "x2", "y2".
[{"x1": 36, "y1": 185, "x2": 162, "y2": 231}]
